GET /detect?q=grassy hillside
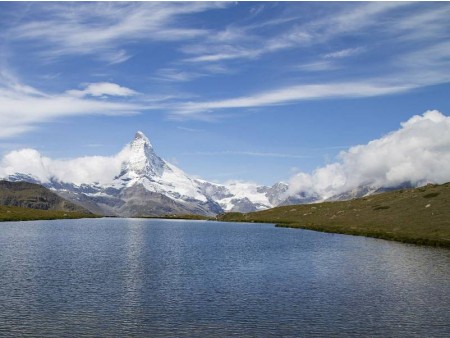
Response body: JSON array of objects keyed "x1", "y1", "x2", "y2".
[
  {"x1": 218, "y1": 182, "x2": 450, "y2": 247},
  {"x1": 0, "y1": 180, "x2": 90, "y2": 213},
  {"x1": 0, "y1": 205, "x2": 98, "y2": 222},
  {"x1": 0, "y1": 180, "x2": 96, "y2": 222}
]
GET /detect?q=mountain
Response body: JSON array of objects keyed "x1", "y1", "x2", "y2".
[
  {"x1": 2, "y1": 131, "x2": 423, "y2": 217},
  {"x1": 49, "y1": 132, "x2": 225, "y2": 217},
  {"x1": 195, "y1": 180, "x2": 274, "y2": 213},
  {"x1": 3, "y1": 132, "x2": 288, "y2": 217},
  {"x1": 325, "y1": 182, "x2": 417, "y2": 202},
  {"x1": 217, "y1": 182, "x2": 450, "y2": 247},
  {"x1": 0, "y1": 180, "x2": 91, "y2": 214}
]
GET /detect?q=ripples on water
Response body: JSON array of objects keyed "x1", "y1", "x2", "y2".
[{"x1": 0, "y1": 218, "x2": 449, "y2": 337}]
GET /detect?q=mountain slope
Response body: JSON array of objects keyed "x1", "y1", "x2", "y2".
[
  {"x1": 5, "y1": 132, "x2": 226, "y2": 217},
  {"x1": 0, "y1": 133, "x2": 208, "y2": 217},
  {"x1": 0, "y1": 180, "x2": 91, "y2": 214},
  {"x1": 3, "y1": 131, "x2": 427, "y2": 217},
  {"x1": 0, "y1": 205, "x2": 96, "y2": 222},
  {"x1": 218, "y1": 182, "x2": 450, "y2": 247},
  {"x1": 32, "y1": 131, "x2": 291, "y2": 217},
  {"x1": 0, "y1": 131, "x2": 326, "y2": 216}
]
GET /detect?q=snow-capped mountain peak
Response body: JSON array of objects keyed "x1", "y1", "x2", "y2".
[
  {"x1": 113, "y1": 131, "x2": 212, "y2": 205},
  {"x1": 119, "y1": 131, "x2": 166, "y2": 178},
  {"x1": 134, "y1": 131, "x2": 152, "y2": 147},
  {"x1": 1, "y1": 131, "x2": 300, "y2": 216}
]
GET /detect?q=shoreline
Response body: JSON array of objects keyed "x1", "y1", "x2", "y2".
[
  {"x1": 212, "y1": 216, "x2": 450, "y2": 248},
  {"x1": 0, "y1": 205, "x2": 98, "y2": 222},
  {"x1": 2, "y1": 205, "x2": 449, "y2": 249},
  {"x1": 216, "y1": 182, "x2": 450, "y2": 249},
  {"x1": 274, "y1": 222, "x2": 450, "y2": 248},
  {"x1": 2, "y1": 213, "x2": 449, "y2": 248}
]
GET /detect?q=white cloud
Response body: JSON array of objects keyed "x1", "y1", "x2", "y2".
[
  {"x1": 294, "y1": 61, "x2": 338, "y2": 72},
  {"x1": 184, "y1": 49, "x2": 261, "y2": 63},
  {"x1": 168, "y1": 2, "x2": 450, "y2": 119},
  {"x1": 154, "y1": 68, "x2": 204, "y2": 82},
  {"x1": 100, "y1": 49, "x2": 132, "y2": 65},
  {"x1": 181, "y1": 2, "x2": 407, "y2": 64},
  {"x1": 0, "y1": 73, "x2": 141, "y2": 138},
  {"x1": 175, "y1": 81, "x2": 413, "y2": 114},
  {"x1": 0, "y1": 147, "x2": 132, "y2": 185},
  {"x1": 389, "y1": 5, "x2": 450, "y2": 41},
  {"x1": 10, "y1": 2, "x2": 227, "y2": 62},
  {"x1": 323, "y1": 47, "x2": 365, "y2": 59},
  {"x1": 1, "y1": 149, "x2": 50, "y2": 182},
  {"x1": 286, "y1": 110, "x2": 450, "y2": 200},
  {"x1": 66, "y1": 82, "x2": 137, "y2": 98},
  {"x1": 172, "y1": 33, "x2": 450, "y2": 116},
  {"x1": 1, "y1": 110, "x2": 449, "y2": 196},
  {"x1": 395, "y1": 41, "x2": 450, "y2": 85}
]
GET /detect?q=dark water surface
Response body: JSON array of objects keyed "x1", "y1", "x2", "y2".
[{"x1": 0, "y1": 218, "x2": 449, "y2": 337}]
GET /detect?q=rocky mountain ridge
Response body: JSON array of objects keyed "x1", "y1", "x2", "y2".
[
  {"x1": 4, "y1": 132, "x2": 289, "y2": 216},
  {"x1": 2, "y1": 131, "x2": 418, "y2": 217},
  {"x1": 0, "y1": 180, "x2": 91, "y2": 214}
]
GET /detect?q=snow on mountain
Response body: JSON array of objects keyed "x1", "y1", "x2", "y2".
[
  {"x1": 112, "y1": 131, "x2": 208, "y2": 204},
  {"x1": 2, "y1": 131, "x2": 286, "y2": 216},
  {"x1": 264, "y1": 182, "x2": 289, "y2": 205},
  {"x1": 217, "y1": 181, "x2": 272, "y2": 212},
  {"x1": 118, "y1": 131, "x2": 165, "y2": 178},
  {"x1": 3, "y1": 131, "x2": 421, "y2": 216}
]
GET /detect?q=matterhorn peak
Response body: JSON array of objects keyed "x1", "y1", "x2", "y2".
[
  {"x1": 133, "y1": 131, "x2": 152, "y2": 148},
  {"x1": 119, "y1": 131, "x2": 165, "y2": 178},
  {"x1": 135, "y1": 131, "x2": 145, "y2": 138}
]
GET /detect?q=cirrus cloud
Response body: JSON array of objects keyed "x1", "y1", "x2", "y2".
[
  {"x1": 9, "y1": 2, "x2": 229, "y2": 63},
  {"x1": 0, "y1": 73, "x2": 142, "y2": 138}
]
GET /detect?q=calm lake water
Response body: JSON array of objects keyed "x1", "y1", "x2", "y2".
[{"x1": 0, "y1": 218, "x2": 449, "y2": 337}]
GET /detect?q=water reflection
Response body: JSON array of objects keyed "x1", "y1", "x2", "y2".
[
  {"x1": 0, "y1": 219, "x2": 449, "y2": 337},
  {"x1": 122, "y1": 220, "x2": 146, "y2": 317}
]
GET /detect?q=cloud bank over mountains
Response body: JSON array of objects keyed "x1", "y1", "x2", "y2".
[
  {"x1": 0, "y1": 147, "x2": 132, "y2": 185},
  {"x1": 286, "y1": 110, "x2": 450, "y2": 199},
  {"x1": 1, "y1": 110, "x2": 450, "y2": 201}
]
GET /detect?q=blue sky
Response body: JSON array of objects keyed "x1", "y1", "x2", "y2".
[{"x1": 1, "y1": 2, "x2": 450, "y2": 185}]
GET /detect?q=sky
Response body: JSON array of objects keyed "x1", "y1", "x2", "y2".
[{"x1": 1, "y1": 1, "x2": 450, "y2": 187}]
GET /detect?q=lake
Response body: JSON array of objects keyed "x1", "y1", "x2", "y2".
[{"x1": 0, "y1": 218, "x2": 449, "y2": 337}]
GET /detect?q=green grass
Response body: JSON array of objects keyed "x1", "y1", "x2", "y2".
[
  {"x1": 217, "y1": 182, "x2": 450, "y2": 248},
  {"x1": 0, "y1": 180, "x2": 91, "y2": 213},
  {"x1": 0, "y1": 205, "x2": 98, "y2": 222}
]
